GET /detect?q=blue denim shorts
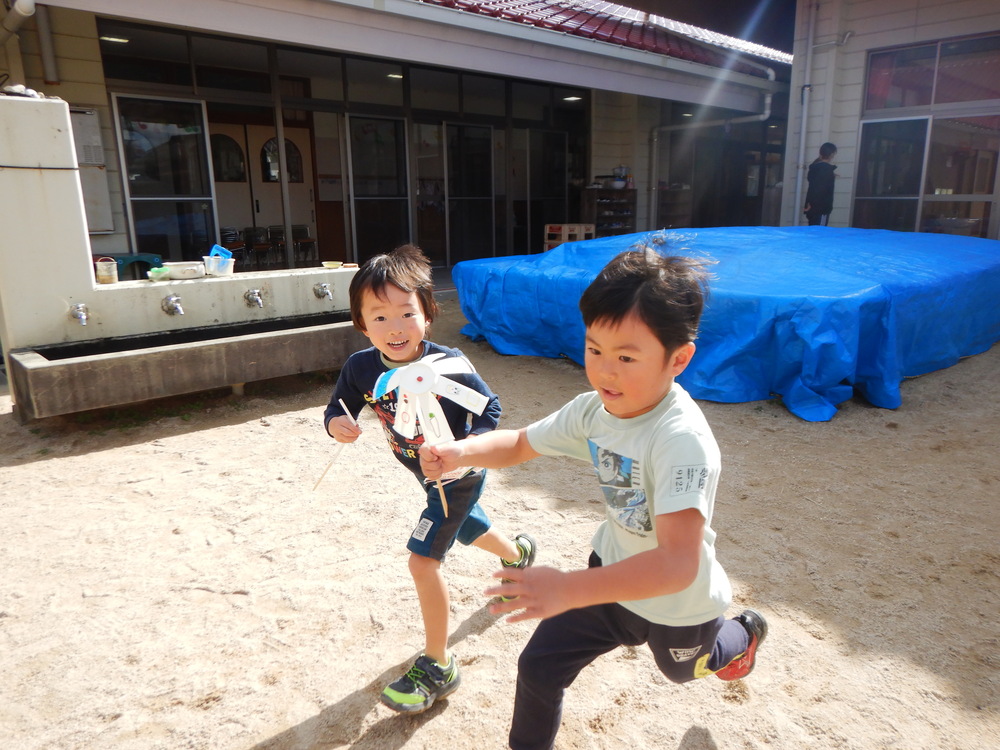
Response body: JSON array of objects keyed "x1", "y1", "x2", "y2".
[{"x1": 407, "y1": 469, "x2": 491, "y2": 561}]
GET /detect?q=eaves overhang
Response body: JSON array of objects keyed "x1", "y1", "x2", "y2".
[{"x1": 42, "y1": 0, "x2": 787, "y2": 111}]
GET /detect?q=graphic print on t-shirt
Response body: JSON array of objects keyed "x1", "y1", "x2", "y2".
[
  {"x1": 368, "y1": 390, "x2": 422, "y2": 462},
  {"x1": 589, "y1": 440, "x2": 650, "y2": 533}
]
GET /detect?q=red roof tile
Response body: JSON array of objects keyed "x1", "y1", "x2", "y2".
[{"x1": 414, "y1": 0, "x2": 783, "y2": 77}]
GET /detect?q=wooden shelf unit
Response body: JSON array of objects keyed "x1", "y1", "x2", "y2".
[
  {"x1": 582, "y1": 188, "x2": 636, "y2": 237},
  {"x1": 544, "y1": 223, "x2": 595, "y2": 251}
]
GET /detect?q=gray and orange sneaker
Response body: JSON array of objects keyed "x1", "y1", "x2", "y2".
[
  {"x1": 715, "y1": 609, "x2": 768, "y2": 681},
  {"x1": 380, "y1": 654, "x2": 461, "y2": 713},
  {"x1": 500, "y1": 533, "x2": 537, "y2": 602}
]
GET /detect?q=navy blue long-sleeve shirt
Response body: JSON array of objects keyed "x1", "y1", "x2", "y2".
[{"x1": 323, "y1": 341, "x2": 501, "y2": 481}]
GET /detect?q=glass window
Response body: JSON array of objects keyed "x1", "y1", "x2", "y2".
[
  {"x1": 936, "y1": 35, "x2": 1000, "y2": 104},
  {"x1": 852, "y1": 198, "x2": 919, "y2": 232},
  {"x1": 346, "y1": 59, "x2": 404, "y2": 107},
  {"x1": 350, "y1": 117, "x2": 407, "y2": 197},
  {"x1": 512, "y1": 82, "x2": 549, "y2": 122},
  {"x1": 448, "y1": 125, "x2": 492, "y2": 197},
  {"x1": 349, "y1": 116, "x2": 409, "y2": 263},
  {"x1": 865, "y1": 45, "x2": 936, "y2": 110},
  {"x1": 531, "y1": 130, "x2": 567, "y2": 198},
  {"x1": 464, "y1": 75, "x2": 505, "y2": 117},
  {"x1": 924, "y1": 116, "x2": 1000, "y2": 196},
  {"x1": 261, "y1": 138, "x2": 304, "y2": 183},
  {"x1": 132, "y1": 200, "x2": 214, "y2": 260},
  {"x1": 118, "y1": 97, "x2": 212, "y2": 198},
  {"x1": 552, "y1": 87, "x2": 587, "y2": 130},
  {"x1": 920, "y1": 201, "x2": 991, "y2": 238},
  {"x1": 277, "y1": 47, "x2": 344, "y2": 101},
  {"x1": 411, "y1": 68, "x2": 460, "y2": 112},
  {"x1": 210, "y1": 134, "x2": 246, "y2": 182},
  {"x1": 98, "y1": 21, "x2": 192, "y2": 86},
  {"x1": 413, "y1": 123, "x2": 446, "y2": 265},
  {"x1": 192, "y1": 36, "x2": 270, "y2": 94},
  {"x1": 855, "y1": 119, "x2": 928, "y2": 197}
]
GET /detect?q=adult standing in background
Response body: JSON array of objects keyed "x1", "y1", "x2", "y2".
[{"x1": 803, "y1": 142, "x2": 837, "y2": 226}]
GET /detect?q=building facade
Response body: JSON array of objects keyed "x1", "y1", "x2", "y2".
[
  {"x1": 1, "y1": 0, "x2": 789, "y2": 269},
  {"x1": 784, "y1": 0, "x2": 1000, "y2": 239}
]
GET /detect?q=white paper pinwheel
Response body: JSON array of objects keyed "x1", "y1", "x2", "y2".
[{"x1": 372, "y1": 352, "x2": 489, "y2": 445}]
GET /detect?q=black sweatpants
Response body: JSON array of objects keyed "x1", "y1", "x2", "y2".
[{"x1": 508, "y1": 553, "x2": 749, "y2": 750}]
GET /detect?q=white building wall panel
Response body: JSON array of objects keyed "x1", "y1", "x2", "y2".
[
  {"x1": 782, "y1": 0, "x2": 1000, "y2": 227},
  {"x1": 13, "y1": 7, "x2": 125, "y2": 255}
]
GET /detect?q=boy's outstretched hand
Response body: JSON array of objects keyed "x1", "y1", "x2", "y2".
[
  {"x1": 327, "y1": 415, "x2": 362, "y2": 443},
  {"x1": 485, "y1": 566, "x2": 577, "y2": 623},
  {"x1": 418, "y1": 442, "x2": 464, "y2": 479}
]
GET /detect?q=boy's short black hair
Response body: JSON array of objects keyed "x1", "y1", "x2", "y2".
[
  {"x1": 348, "y1": 244, "x2": 439, "y2": 331},
  {"x1": 819, "y1": 142, "x2": 838, "y2": 159},
  {"x1": 579, "y1": 249, "x2": 710, "y2": 353}
]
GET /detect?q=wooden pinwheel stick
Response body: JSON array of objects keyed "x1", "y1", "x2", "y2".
[
  {"x1": 372, "y1": 354, "x2": 489, "y2": 519},
  {"x1": 436, "y1": 477, "x2": 449, "y2": 518},
  {"x1": 314, "y1": 399, "x2": 356, "y2": 491},
  {"x1": 312, "y1": 444, "x2": 344, "y2": 491}
]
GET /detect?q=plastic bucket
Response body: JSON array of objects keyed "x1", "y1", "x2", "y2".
[
  {"x1": 95, "y1": 257, "x2": 118, "y2": 284},
  {"x1": 203, "y1": 256, "x2": 235, "y2": 276}
]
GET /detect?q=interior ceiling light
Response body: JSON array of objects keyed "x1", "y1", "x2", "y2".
[
  {"x1": 99, "y1": 36, "x2": 130, "y2": 43},
  {"x1": 682, "y1": 112, "x2": 693, "y2": 117},
  {"x1": 563, "y1": 96, "x2": 582, "y2": 101},
  {"x1": 387, "y1": 73, "x2": 404, "y2": 79}
]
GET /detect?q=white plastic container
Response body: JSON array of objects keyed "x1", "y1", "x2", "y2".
[
  {"x1": 163, "y1": 261, "x2": 205, "y2": 279},
  {"x1": 203, "y1": 256, "x2": 235, "y2": 276}
]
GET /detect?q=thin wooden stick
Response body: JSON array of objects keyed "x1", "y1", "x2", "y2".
[
  {"x1": 312, "y1": 444, "x2": 344, "y2": 491},
  {"x1": 436, "y1": 477, "x2": 449, "y2": 518},
  {"x1": 314, "y1": 399, "x2": 357, "y2": 491}
]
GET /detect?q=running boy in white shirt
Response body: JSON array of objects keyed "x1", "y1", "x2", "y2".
[{"x1": 420, "y1": 249, "x2": 767, "y2": 750}]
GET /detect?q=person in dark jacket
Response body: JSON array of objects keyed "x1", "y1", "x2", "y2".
[{"x1": 804, "y1": 142, "x2": 837, "y2": 226}]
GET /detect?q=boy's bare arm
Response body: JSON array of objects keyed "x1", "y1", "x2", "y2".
[
  {"x1": 419, "y1": 427, "x2": 540, "y2": 478},
  {"x1": 487, "y1": 508, "x2": 704, "y2": 623}
]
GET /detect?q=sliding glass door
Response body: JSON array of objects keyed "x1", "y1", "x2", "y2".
[{"x1": 348, "y1": 115, "x2": 411, "y2": 263}]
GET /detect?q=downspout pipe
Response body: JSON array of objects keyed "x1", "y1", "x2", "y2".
[
  {"x1": 648, "y1": 61, "x2": 776, "y2": 226},
  {"x1": 793, "y1": 2, "x2": 820, "y2": 225},
  {"x1": 36, "y1": 3, "x2": 59, "y2": 84},
  {"x1": 0, "y1": 0, "x2": 36, "y2": 47}
]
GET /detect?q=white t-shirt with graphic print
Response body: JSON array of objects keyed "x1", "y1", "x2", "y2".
[{"x1": 525, "y1": 383, "x2": 732, "y2": 626}]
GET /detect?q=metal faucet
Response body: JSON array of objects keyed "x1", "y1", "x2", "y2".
[
  {"x1": 161, "y1": 294, "x2": 184, "y2": 315},
  {"x1": 70, "y1": 302, "x2": 89, "y2": 326},
  {"x1": 244, "y1": 288, "x2": 264, "y2": 308},
  {"x1": 313, "y1": 282, "x2": 333, "y2": 300}
]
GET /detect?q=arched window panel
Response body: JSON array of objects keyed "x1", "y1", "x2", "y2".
[
  {"x1": 261, "y1": 137, "x2": 303, "y2": 182},
  {"x1": 210, "y1": 134, "x2": 246, "y2": 182}
]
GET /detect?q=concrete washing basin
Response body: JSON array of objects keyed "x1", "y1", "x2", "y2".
[
  {"x1": 0, "y1": 96, "x2": 370, "y2": 424},
  {"x1": 9, "y1": 312, "x2": 366, "y2": 423}
]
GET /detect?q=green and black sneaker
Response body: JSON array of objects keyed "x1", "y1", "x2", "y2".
[
  {"x1": 500, "y1": 533, "x2": 537, "y2": 602},
  {"x1": 380, "y1": 654, "x2": 461, "y2": 714}
]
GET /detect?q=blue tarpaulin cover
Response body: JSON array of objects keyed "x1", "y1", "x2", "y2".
[{"x1": 453, "y1": 226, "x2": 1000, "y2": 421}]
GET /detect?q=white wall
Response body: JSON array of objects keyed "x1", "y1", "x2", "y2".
[
  {"x1": 782, "y1": 0, "x2": 1000, "y2": 226},
  {"x1": 12, "y1": 7, "x2": 128, "y2": 255}
]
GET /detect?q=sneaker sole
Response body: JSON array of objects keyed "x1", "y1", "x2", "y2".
[{"x1": 379, "y1": 673, "x2": 461, "y2": 714}]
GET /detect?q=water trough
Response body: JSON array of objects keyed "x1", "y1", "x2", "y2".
[{"x1": 0, "y1": 95, "x2": 367, "y2": 423}]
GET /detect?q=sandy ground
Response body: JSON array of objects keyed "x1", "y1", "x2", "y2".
[{"x1": 1, "y1": 297, "x2": 998, "y2": 750}]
